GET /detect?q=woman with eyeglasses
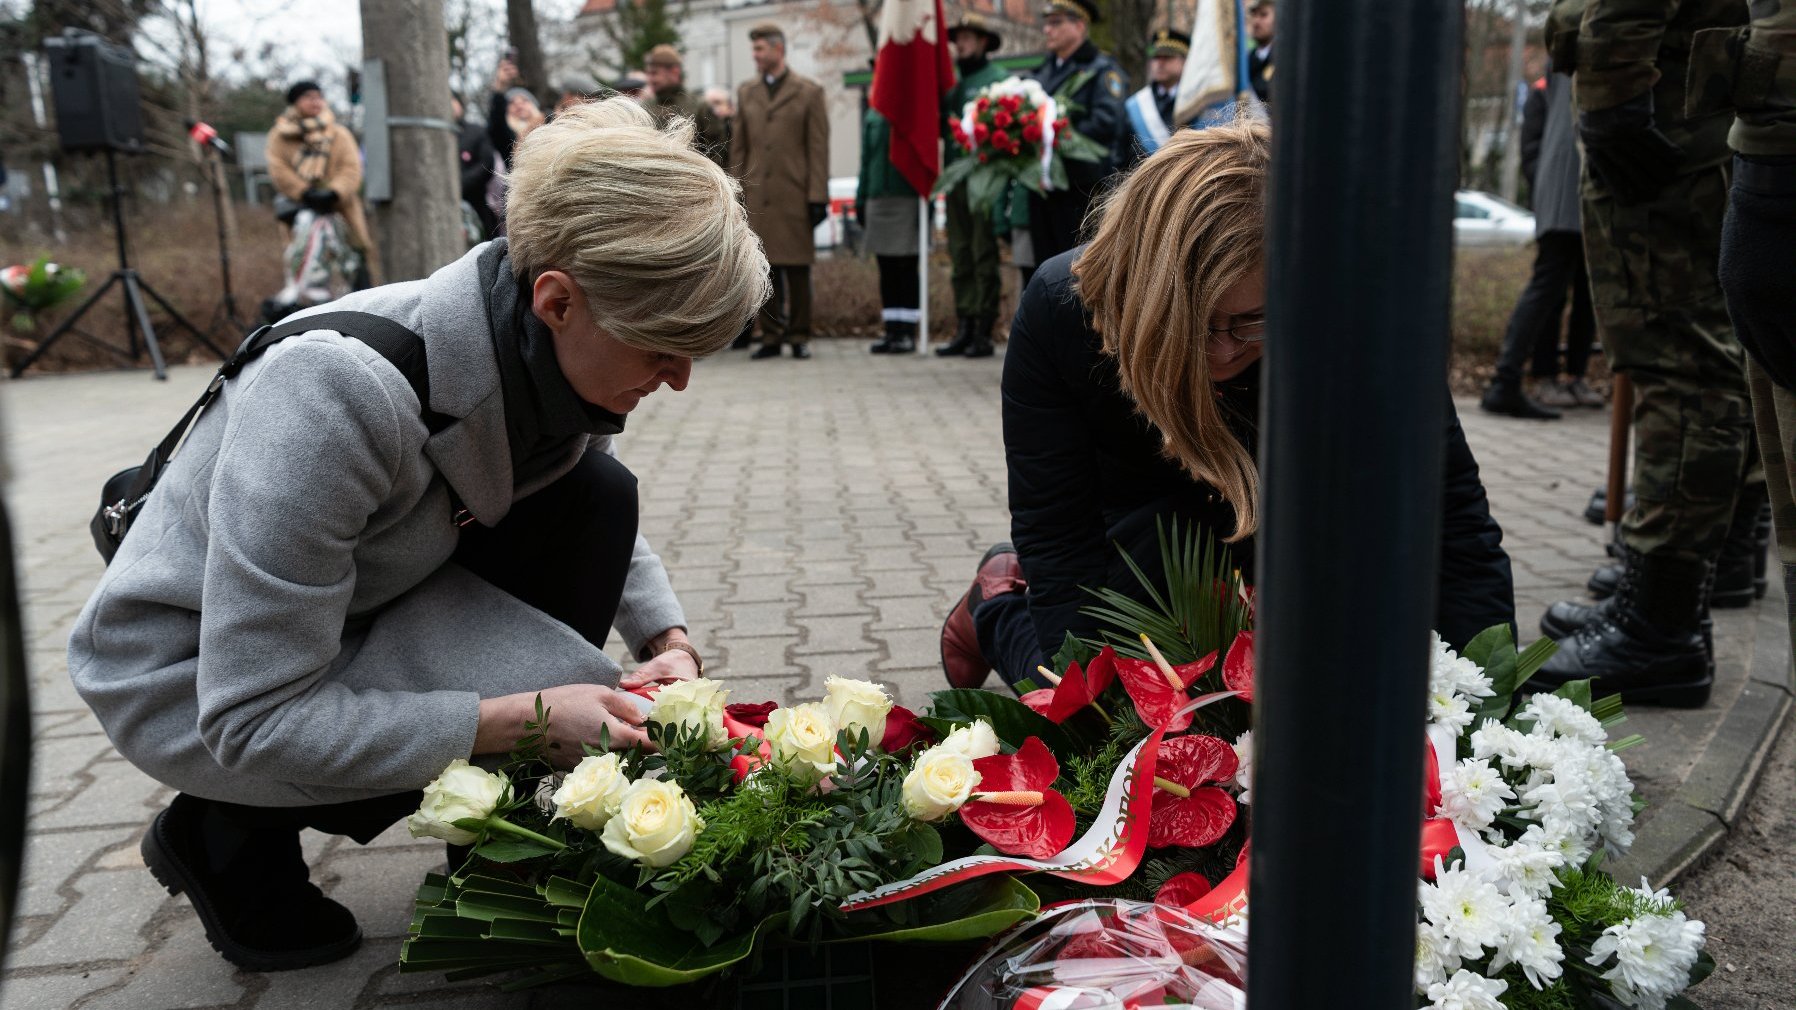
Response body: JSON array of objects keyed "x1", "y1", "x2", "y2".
[{"x1": 939, "y1": 119, "x2": 1516, "y2": 691}]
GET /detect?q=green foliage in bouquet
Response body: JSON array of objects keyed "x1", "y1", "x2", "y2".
[
  {"x1": 1080, "y1": 516, "x2": 1253, "y2": 668},
  {"x1": 401, "y1": 704, "x2": 1042, "y2": 989},
  {"x1": 1, "y1": 257, "x2": 87, "y2": 333}
]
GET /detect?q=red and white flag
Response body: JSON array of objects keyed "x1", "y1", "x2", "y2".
[{"x1": 869, "y1": 0, "x2": 955, "y2": 195}]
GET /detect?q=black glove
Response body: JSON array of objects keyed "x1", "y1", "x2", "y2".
[
  {"x1": 808, "y1": 202, "x2": 829, "y2": 230},
  {"x1": 1578, "y1": 94, "x2": 1683, "y2": 205},
  {"x1": 851, "y1": 201, "x2": 864, "y2": 227},
  {"x1": 1719, "y1": 155, "x2": 1796, "y2": 392},
  {"x1": 302, "y1": 187, "x2": 340, "y2": 213}
]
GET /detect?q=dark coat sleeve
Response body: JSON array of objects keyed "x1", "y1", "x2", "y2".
[
  {"x1": 488, "y1": 89, "x2": 517, "y2": 169},
  {"x1": 1520, "y1": 84, "x2": 1547, "y2": 192},
  {"x1": 1434, "y1": 396, "x2": 1517, "y2": 651},
  {"x1": 1002, "y1": 267, "x2": 1115, "y2": 658}
]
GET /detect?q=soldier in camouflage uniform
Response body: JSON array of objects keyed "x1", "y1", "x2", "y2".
[
  {"x1": 1701, "y1": 0, "x2": 1796, "y2": 657},
  {"x1": 1529, "y1": 0, "x2": 1753, "y2": 707},
  {"x1": 937, "y1": 14, "x2": 1010, "y2": 359}
]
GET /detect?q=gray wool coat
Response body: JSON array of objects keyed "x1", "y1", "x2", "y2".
[{"x1": 67, "y1": 244, "x2": 686, "y2": 807}]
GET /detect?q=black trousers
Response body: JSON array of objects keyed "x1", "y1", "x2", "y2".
[
  {"x1": 877, "y1": 254, "x2": 920, "y2": 324},
  {"x1": 1494, "y1": 230, "x2": 1595, "y2": 386},
  {"x1": 1028, "y1": 188, "x2": 1096, "y2": 266},
  {"x1": 183, "y1": 451, "x2": 640, "y2": 851}
]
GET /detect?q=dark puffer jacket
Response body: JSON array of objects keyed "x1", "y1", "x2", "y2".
[{"x1": 1002, "y1": 250, "x2": 1516, "y2": 655}]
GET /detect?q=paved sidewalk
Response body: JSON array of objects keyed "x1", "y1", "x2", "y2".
[{"x1": 1, "y1": 343, "x2": 1786, "y2": 1008}]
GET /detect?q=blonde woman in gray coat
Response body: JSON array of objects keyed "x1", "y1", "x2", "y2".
[{"x1": 67, "y1": 99, "x2": 769, "y2": 972}]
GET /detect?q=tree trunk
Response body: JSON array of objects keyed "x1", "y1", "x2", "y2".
[
  {"x1": 506, "y1": 0, "x2": 551, "y2": 98},
  {"x1": 1110, "y1": 0, "x2": 1152, "y2": 98},
  {"x1": 1497, "y1": 0, "x2": 1527, "y2": 202},
  {"x1": 360, "y1": 0, "x2": 463, "y2": 282}
]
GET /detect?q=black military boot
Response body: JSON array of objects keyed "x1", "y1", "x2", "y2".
[
  {"x1": 1711, "y1": 483, "x2": 1769, "y2": 608},
  {"x1": 935, "y1": 317, "x2": 975, "y2": 357},
  {"x1": 886, "y1": 321, "x2": 917, "y2": 355},
  {"x1": 965, "y1": 316, "x2": 996, "y2": 359},
  {"x1": 1528, "y1": 550, "x2": 1713, "y2": 707},
  {"x1": 870, "y1": 321, "x2": 906, "y2": 354},
  {"x1": 1480, "y1": 379, "x2": 1561, "y2": 419}
]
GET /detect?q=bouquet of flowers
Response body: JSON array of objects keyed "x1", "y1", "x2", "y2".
[
  {"x1": 1, "y1": 257, "x2": 86, "y2": 333},
  {"x1": 401, "y1": 522, "x2": 1713, "y2": 1009},
  {"x1": 936, "y1": 77, "x2": 1114, "y2": 215}
]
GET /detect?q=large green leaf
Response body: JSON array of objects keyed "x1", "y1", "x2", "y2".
[
  {"x1": 966, "y1": 166, "x2": 1009, "y2": 218},
  {"x1": 576, "y1": 871, "x2": 784, "y2": 986},
  {"x1": 931, "y1": 156, "x2": 979, "y2": 198},
  {"x1": 833, "y1": 876, "x2": 1039, "y2": 944},
  {"x1": 926, "y1": 688, "x2": 1077, "y2": 755}
]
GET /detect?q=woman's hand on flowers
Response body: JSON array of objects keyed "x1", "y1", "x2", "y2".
[
  {"x1": 476, "y1": 684, "x2": 650, "y2": 764},
  {"x1": 620, "y1": 648, "x2": 699, "y2": 690}
]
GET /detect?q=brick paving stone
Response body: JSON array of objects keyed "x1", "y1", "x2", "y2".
[
  {"x1": 28, "y1": 760, "x2": 169, "y2": 832},
  {"x1": 0, "y1": 967, "x2": 132, "y2": 1008},
  {"x1": 869, "y1": 596, "x2": 947, "y2": 632},
  {"x1": 6, "y1": 869, "x2": 172, "y2": 968},
  {"x1": 82, "y1": 918, "x2": 248, "y2": 1010},
  {"x1": 15, "y1": 828, "x2": 136, "y2": 918}
]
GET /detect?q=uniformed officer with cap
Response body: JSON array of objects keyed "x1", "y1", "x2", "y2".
[
  {"x1": 1029, "y1": 0, "x2": 1128, "y2": 264},
  {"x1": 1122, "y1": 28, "x2": 1192, "y2": 168},
  {"x1": 938, "y1": 13, "x2": 1010, "y2": 358}
]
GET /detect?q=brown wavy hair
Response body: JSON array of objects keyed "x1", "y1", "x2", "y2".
[{"x1": 1072, "y1": 118, "x2": 1270, "y2": 541}]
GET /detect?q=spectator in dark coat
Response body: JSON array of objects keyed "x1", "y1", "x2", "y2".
[
  {"x1": 1247, "y1": 0, "x2": 1275, "y2": 103},
  {"x1": 939, "y1": 122, "x2": 1515, "y2": 690},
  {"x1": 451, "y1": 94, "x2": 499, "y2": 239},
  {"x1": 1480, "y1": 68, "x2": 1599, "y2": 419}
]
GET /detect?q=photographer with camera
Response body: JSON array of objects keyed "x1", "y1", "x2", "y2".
[{"x1": 264, "y1": 80, "x2": 377, "y2": 312}]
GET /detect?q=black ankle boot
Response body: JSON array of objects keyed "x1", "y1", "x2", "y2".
[
  {"x1": 1712, "y1": 484, "x2": 1769, "y2": 608},
  {"x1": 1480, "y1": 380, "x2": 1561, "y2": 420},
  {"x1": 1530, "y1": 550, "x2": 1713, "y2": 707},
  {"x1": 935, "y1": 317, "x2": 975, "y2": 357},
  {"x1": 886, "y1": 322, "x2": 917, "y2": 355},
  {"x1": 142, "y1": 794, "x2": 362, "y2": 971},
  {"x1": 870, "y1": 321, "x2": 903, "y2": 354},
  {"x1": 965, "y1": 316, "x2": 996, "y2": 358}
]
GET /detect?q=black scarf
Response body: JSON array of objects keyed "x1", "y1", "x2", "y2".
[
  {"x1": 476, "y1": 240, "x2": 625, "y2": 483},
  {"x1": 956, "y1": 55, "x2": 989, "y2": 78}
]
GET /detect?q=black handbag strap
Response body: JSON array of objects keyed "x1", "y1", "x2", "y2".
[{"x1": 138, "y1": 311, "x2": 453, "y2": 494}]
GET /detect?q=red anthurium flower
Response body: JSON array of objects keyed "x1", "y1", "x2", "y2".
[
  {"x1": 724, "y1": 701, "x2": 777, "y2": 730},
  {"x1": 1024, "y1": 647, "x2": 1118, "y2": 725},
  {"x1": 1155, "y1": 871, "x2": 1213, "y2": 908},
  {"x1": 1147, "y1": 734, "x2": 1239, "y2": 849},
  {"x1": 1221, "y1": 631, "x2": 1255, "y2": 703},
  {"x1": 1116, "y1": 640, "x2": 1214, "y2": 732},
  {"x1": 880, "y1": 705, "x2": 935, "y2": 753},
  {"x1": 959, "y1": 737, "x2": 1076, "y2": 859}
]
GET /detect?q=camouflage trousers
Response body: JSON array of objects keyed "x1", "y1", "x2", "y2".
[
  {"x1": 945, "y1": 187, "x2": 1002, "y2": 320},
  {"x1": 1582, "y1": 164, "x2": 1753, "y2": 561}
]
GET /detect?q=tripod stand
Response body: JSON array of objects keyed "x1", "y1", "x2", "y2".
[
  {"x1": 10, "y1": 148, "x2": 227, "y2": 380},
  {"x1": 201, "y1": 145, "x2": 246, "y2": 335}
]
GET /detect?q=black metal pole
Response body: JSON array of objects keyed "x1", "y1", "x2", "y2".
[
  {"x1": 105, "y1": 149, "x2": 139, "y2": 361},
  {"x1": 1249, "y1": 0, "x2": 1463, "y2": 1007}
]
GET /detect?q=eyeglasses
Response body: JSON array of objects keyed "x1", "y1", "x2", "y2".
[{"x1": 1207, "y1": 312, "x2": 1267, "y2": 342}]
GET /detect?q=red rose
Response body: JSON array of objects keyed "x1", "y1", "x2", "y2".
[
  {"x1": 992, "y1": 109, "x2": 1013, "y2": 130},
  {"x1": 992, "y1": 129, "x2": 1011, "y2": 148},
  {"x1": 1001, "y1": 94, "x2": 1022, "y2": 113},
  {"x1": 973, "y1": 122, "x2": 990, "y2": 143},
  {"x1": 724, "y1": 701, "x2": 778, "y2": 729},
  {"x1": 1022, "y1": 122, "x2": 1043, "y2": 144},
  {"x1": 879, "y1": 705, "x2": 935, "y2": 753},
  {"x1": 978, "y1": 153, "x2": 988, "y2": 162},
  {"x1": 976, "y1": 96, "x2": 990, "y2": 112},
  {"x1": 1054, "y1": 117, "x2": 1069, "y2": 132}
]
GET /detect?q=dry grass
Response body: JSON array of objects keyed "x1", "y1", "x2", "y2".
[
  {"x1": 5, "y1": 210, "x2": 1596, "y2": 391},
  {"x1": 1, "y1": 200, "x2": 286, "y2": 374}
]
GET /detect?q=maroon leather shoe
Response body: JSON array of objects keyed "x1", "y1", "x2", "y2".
[{"x1": 941, "y1": 542, "x2": 1025, "y2": 690}]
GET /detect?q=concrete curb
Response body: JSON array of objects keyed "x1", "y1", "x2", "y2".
[{"x1": 1611, "y1": 597, "x2": 1794, "y2": 888}]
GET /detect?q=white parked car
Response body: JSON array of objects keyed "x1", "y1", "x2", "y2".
[{"x1": 1454, "y1": 190, "x2": 1536, "y2": 248}]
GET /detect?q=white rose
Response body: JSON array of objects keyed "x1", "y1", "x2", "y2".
[
  {"x1": 902, "y1": 747, "x2": 982, "y2": 821},
  {"x1": 550, "y1": 753, "x2": 630, "y2": 832},
  {"x1": 600, "y1": 778, "x2": 704, "y2": 868},
  {"x1": 765, "y1": 702, "x2": 839, "y2": 782},
  {"x1": 407, "y1": 759, "x2": 508, "y2": 845},
  {"x1": 936, "y1": 720, "x2": 1001, "y2": 761},
  {"x1": 647, "y1": 677, "x2": 730, "y2": 749},
  {"x1": 822, "y1": 676, "x2": 893, "y2": 749}
]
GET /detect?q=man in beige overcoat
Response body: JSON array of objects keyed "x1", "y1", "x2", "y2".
[
  {"x1": 729, "y1": 24, "x2": 830, "y2": 360},
  {"x1": 266, "y1": 81, "x2": 380, "y2": 288}
]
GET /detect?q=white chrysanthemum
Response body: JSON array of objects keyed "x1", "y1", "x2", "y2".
[
  {"x1": 1429, "y1": 690, "x2": 1475, "y2": 735},
  {"x1": 1586, "y1": 893, "x2": 1706, "y2": 1010},
  {"x1": 1429, "y1": 633, "x2": 1495, "y2": 700},
  {"x1": 1469, "y1": 719, "x2": 1546, "y2": 770},
  {"x1": 1414, "y1": 919, "x2": 1461, "y2": 993},
  {"x1": 1439, "y1": 758, "x2": 1516, "y2": 833},
  {"x1": 1515, "y1": 693, "x2": 1607, "y2": 746},
  {"x1": 1523, "y1": 820, "x2": 1594, "y2": 867},
  {"x1": 1523, "y1": 769, "x2": 1603, "y2": 843},
  {"x1": 1424, "y1": 969, "x2": 1508, "y2": 1010},
  {"x1": 1484, "y1": 836, "x2": 1565, "y2": 899},
  {"x1": 1420, "y1": 858, "x2": 1509, "y2": 959},
  {"x1": 1490, "y1": 893, "x2": 1565, "y2": 990},
  {"x1": 1232, "y1": 729, "x2": 1253, "y2": 805}
]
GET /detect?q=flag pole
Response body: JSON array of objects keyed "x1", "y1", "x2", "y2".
[{"x1": 917, "y1": 195, "x2": 930, "y2": 355}]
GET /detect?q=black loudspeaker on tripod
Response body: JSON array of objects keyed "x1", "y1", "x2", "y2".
[{"x1": 11, "y1": 30, "x2": 225, "y2": 380}]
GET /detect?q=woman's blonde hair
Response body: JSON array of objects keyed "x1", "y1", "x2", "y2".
[
  {"x1": 1072, "y1": 118, "x2": 1270, "y2": 541},
  {"x1": 504, "y1": 98, "x2": 770, "y2": 357}
]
